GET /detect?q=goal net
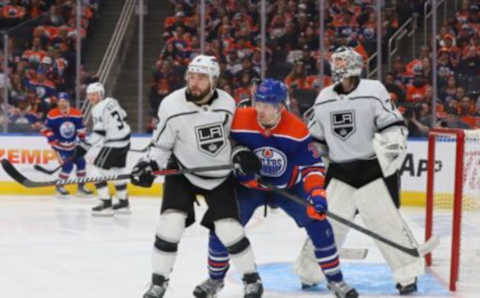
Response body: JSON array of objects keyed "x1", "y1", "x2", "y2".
[{"x1": 425, "y1": 128, "x2": 480, "y2": 291}]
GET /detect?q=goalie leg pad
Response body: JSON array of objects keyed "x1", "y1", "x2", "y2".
[
  {"x1": 355, "y1": 179, "x2": 424, "y2": 283},
  {"x1": 214, "y1": 218, "x2": 256, "y2": 274},
  {"x1": 152, "y1": 210, "x2": 186, "y2": 277},
  {"x1": 325, "y1": 179, "x2": 358, "y2": 248}
]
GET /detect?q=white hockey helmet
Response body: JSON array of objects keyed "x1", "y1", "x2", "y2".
[
  {"x1": 86, "y1": 82, "x2": 105, "y2": 98},
  {"x1": 186, "y1": 54, "x2": 220, "y2": 88},
  {"x1": 330, "y1": 46, "x2": 363, "y2": 83}
]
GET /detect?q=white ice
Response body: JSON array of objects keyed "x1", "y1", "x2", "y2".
[{"x1": 0, "y1": 195, "x2": 477, "y2": 298}]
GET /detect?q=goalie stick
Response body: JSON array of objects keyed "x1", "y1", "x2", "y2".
[
  {"x1": 259, "y1": 179, "x2": 440, "y2": 258},
  {"x1": 1, "y1": 158, "x2": 234, "y2": 188}
]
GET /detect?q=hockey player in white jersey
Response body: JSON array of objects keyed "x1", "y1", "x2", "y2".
[
  {"x1": 130, "y1": 55, "x2": 263, "y2": 298},
  {"x1": 305, "y1": 46, "x2": 424, "y2": 295},
  {"x1": 74, "y1": 82, "x2": 131, "y2": 216}
]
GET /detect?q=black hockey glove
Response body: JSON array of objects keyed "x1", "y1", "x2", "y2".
[
  {"x1": 131, "y1": 159, "x2": 160, "y2": 187},
  {"x1": 73, "y1": 142, "x2": 90, "y2": 158},
  {"x1": 232, "y1": 146, "x2": 261, "y2": 176}
]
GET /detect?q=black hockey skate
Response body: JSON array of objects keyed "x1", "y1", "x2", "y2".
[
  {"x1": 112, "y1": 199, "x2": 131, "y2": 214},
  {"x1": 396, "y1": 278, "x2": 417, "y2": 295},
  {"x1": 77, "y1": 183, "x2": 94, "y2": 196},
  {"x1": 193, "y1": 278, "x2": 224, "y2": 298},
  {"x1": 327, "y1": 280, "x2": 359, "y2": 298},
  {"x1": 55, "y1": 185, "x2": 70, "y2": 197},
  {"x1": 143, "y1": 274, "x2": 168, "y2": 298},
  {"x1": 242, "y1": 272, "x2": 263, "y2": 298},
  {"x1": 91, "y1": 199, "x2": 113, "y2": 216}
]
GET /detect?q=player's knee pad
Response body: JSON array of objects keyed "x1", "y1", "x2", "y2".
[
  {"x1": 155, "y1": 210, "x2": 186, "y2": 249},
  {"x1": 214, "y1": 218, "x2": 250, "y2": 255}
]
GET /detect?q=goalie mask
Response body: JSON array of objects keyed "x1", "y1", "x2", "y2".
[{"x1": 330, "y1": 46, "x2": 363, "y2": 83}]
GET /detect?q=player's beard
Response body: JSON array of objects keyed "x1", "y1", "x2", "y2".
[{"x1": 186, "y1": 86, "x2": 212, "y2": 103}]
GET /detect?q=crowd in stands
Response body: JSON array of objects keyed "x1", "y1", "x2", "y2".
[
  {"x1": 150, "y1": 0, "x2": 426, "y2": 131},
  {"x1": 0, "y1": 0, "x2": 100, "y2": 132},
  {"x1": 387, "y1": 0, "x2": 480, "y2": 136}
]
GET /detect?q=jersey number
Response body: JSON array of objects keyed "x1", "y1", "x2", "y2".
[{"x1": 111, "y1": 111, "x2": 124, "y2": 130}]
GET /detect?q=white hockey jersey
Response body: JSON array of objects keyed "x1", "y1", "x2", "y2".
[
  {"x1": 309, "y1": 79, "x2": 405, "y2": 163},
  {"x1": 148, "y1": 87, "x2": 235, "y2": 190},
  {"x1": 89, "y1": 97, "x2": 131, "y2": 148}
]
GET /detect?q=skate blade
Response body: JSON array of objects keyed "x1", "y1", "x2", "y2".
[
  {"x1": 91, "y1": 211, "x2": 114, "y2": 217},
  {"x1": 114, "y1": 209, "x2": 132, "y2": 215}
]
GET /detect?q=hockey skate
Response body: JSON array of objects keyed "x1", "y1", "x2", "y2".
[
  {"x1": 327, "y1": 280, "x2": 359, "y2": 298},
  {"x1": 55, "y1": 185, "x2": 70, "y2": 198},
  {"x1": 242, "y1": 272, "x2": 263, "y2": 298},
  {"x1": 77, "y1": 183, "x2": 94, "y2": 197},
  {"x1": 112, "y1": 199, "x2": 131, "y2": 214},
  {"x1": 396, "y1": 278, "x2": 417, "y2": 295},
  {"x1": 193, "y1": 278, "x2": 224, "y2": 298},
  {"x1": 143, "y1": 274, "x2": 168, "y2": 298},
  {"x1": 91, "y1": 199, "x2": 114, "y2": 216}
]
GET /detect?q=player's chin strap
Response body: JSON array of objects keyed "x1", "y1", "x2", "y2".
[
  {"x1": 258, "y1": 179, "x2": 440, "y2": 258},
  {"x1": 1, "y1": 158, "x2": 234, "y2": 188}
]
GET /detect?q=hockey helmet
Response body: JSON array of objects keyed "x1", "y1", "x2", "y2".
[
  {"x1": 254, "y1": 78, "x2": 288, "y2": 105},
  {"x1": 58, "y1": 92, "x2": 70, "y2": 101},
  {"x1": 330, "y1": 46, "x2": 363, "y2": 83},
  {"x1": 186, "y1": 55, "x2": 220, "y2": 87},
  {"x1": 86, "y1": 82, "x2": 105, "y2": 98}
]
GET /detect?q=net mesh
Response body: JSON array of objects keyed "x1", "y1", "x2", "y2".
[{"x1": 431, "y1": 130, "x2": 480, "y2": 287}]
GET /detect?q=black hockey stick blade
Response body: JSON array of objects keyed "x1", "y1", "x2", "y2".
[
  {"x1": 33, "y1": 164, "x2": 62, "y2": 175},
  {"x1": 259, "y1": 179, "x2": 437, "y2": 258},
  {"x1": 2, "y1": 158, "x2": 37, "y2": 187}
]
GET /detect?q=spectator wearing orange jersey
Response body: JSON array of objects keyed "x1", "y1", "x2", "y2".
[
  {"x1": 406, "y1": 74, "x2": 430, "y2": 102},
  {"x1": 284, "y1": 61, "x2": 310, "y2": 90}
]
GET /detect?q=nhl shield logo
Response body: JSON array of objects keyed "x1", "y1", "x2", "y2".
[
  {"x1": 195, "y1": 123, "x2": 226, "y2": 156},
  {"x1": 331, "y1": 110, "x2": 356, "y2": 140}
]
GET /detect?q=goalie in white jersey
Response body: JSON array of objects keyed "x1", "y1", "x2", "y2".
[
  {"x1": 130, "y1": 55, "x2": 263, "y2": 298},
  {"x1": 74, "y1": 82, "x2": 131, "y2": 216},
  {"x1": 305, "y1": 46, "x2": 424, "y2": 295}
]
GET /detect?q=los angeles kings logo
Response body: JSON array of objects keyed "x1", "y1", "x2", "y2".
[
  {"x1": 331, "y1": 110, "x2": 356, "y2": 140},
  {"x1": 195, "y1": 123, "x2": 226, "y2": 156}
]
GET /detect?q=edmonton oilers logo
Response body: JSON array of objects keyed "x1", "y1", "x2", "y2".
[
  {"x1": 254, "y1": 146, "x2": 287, "y2": 177},
  {"x1": 59, "y1": 121, "x2": 75, "y2": 139}
]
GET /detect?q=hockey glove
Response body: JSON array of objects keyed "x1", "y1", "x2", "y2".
[
  {"x1": 306, "y1": 188, "x2": 327, "y2": 220},
  {"x1": 232, "y1": 146, "x2": 262, "y2": 176},
  {"x1": 372, "y1": 127, "x2": 407, "y2": 177},
  {"x1": 73, "y1": 142, "x2": 91, "y2": 158},
  {"x1": 131, "y1": 159, "x2": 159, "y2": 188}
]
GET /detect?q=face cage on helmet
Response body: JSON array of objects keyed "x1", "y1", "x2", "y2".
[{"x1": 331, "y1": 52, "x2": 362, "y2": 83}]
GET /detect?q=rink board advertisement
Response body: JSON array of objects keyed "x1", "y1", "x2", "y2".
[{"x1": 0, "y1": 135, "x2": 460, "y2": 205}]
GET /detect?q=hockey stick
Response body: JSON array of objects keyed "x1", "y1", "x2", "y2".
[
  {"x1": 34, "y1": 163, "x2": 63, "y2": 175},
  {"x1": 260, "y1": 180, "x2": 440, "y2": 258},
  {"x1": 129, "y1": 144, "x2": 150, "y2": 153},
  {"x1": 1, "y1": 158, "x2": 234, "y2": 188}
]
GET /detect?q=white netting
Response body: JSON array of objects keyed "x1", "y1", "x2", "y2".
[{"x1": 431, "y1": 130, "x2": 480, "y2": 289}]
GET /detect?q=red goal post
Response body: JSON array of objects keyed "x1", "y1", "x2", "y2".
[{"x1": 425, "y1": 128, "x2": 480, "y2": 291}]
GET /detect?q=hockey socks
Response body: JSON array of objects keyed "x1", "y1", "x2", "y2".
[
  {"x1": 305, "y1": 219, "x2": 343, "y2": 283},
  {"x1": 207, "y1": 231, "x2": 230, "y2": 280}
]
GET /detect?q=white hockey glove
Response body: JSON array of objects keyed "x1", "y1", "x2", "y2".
[{"x1": 372, "y1": 127, "x2": 407, "y2": 177}]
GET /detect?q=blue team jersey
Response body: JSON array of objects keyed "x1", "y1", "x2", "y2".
[
  {"x1": 231, "y1": 107, "x2": 324, "y2": 189},
  {"x1": 41, "y1": 107, "x2": 86, "y2": 151}
]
